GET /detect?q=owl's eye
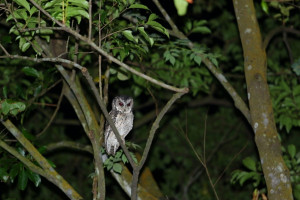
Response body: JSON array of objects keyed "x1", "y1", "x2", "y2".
[
  {"x1": 119, "y1": 102, "x2": 124, "y2": 107},
  {"x1": 127, "y1": 103, "x2": 131, "y2": 106}
]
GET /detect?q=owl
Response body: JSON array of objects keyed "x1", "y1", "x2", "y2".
[{"x1": 104, "y1": 96, "x2": 134, "y2": 155}]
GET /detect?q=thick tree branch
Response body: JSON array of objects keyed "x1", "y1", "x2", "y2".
[
  {"x1": 0, "y1": 139, "x2": 47, "y2": 177},
  {"x1": 1, "y1": 119, "x2": 83, "y2": 200},
  {"x1": 56, "y1": 67, "x2": 105, "y2": 200},
  {"x1": 233, "y1": 1, "x2": 293, "y2": 199}
]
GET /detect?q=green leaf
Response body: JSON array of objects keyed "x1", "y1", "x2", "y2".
[
  {"x1": 46, "y1": 159, "x2": 56, "y2": 168},
  {"x1": 191, "y1": 26, "x2": 211, "y2": 34},
  {"x1": 130, "y1": 152, "x2": 138, "y2": 163},
  {"x1": 1, "y1": 100, "x2": 10, "y2": 115},
  {"x1": 18, "y1": 169, "x2": 28, "y2": 190},
  {"x1": 68, "y1": 0, "x2": 89, "y2": 9},
  {"x1": 0, "y1": 168, "x2": 9, "y2": 182},
  {"x1": 174, "y1": 0, "x2": 188, "y2": 16},
  {"x1": 122, "y1": 30, "x2": 138, "y2": 43},
  {"x1": 163, "y1": 51, "x2": 176, "y2": 66},
  {"x1": 147, "y1": 13, "x2": 158, "y2": 22},
  {"x1": 239, "y1": 171, "x2": 254, "y2": 186},
  {"x1": 261, "y1": 0, "x2": 269, "y2": 14},
  {"x1": 37, "y1": 28, "x2": 54, "y2": 35},
  {"x1": 67, "y1": 7, "x2": 89, "y2": 19},
  {"x1": 242, "y1": 157, "x2": 257, "y2": 171},
  {"x1": 32, "y1": 39, "x2": 43, "y2": 55},
  {"x1": 14, "y1": 0, "x2": 30, "y2": 12},
  {"x1": 9, "y1": 163, "x2": 21, "y2": 182},
  {"x1": 9, "y1": 9, "x2": 28, "y2": 21},
  {"x1": 117, "y1": 71, "x2": 129, "y2": 81},
  {"x1": 44, "y1": 0, "x2": 62, "y2": 9},
  {"x1": 146, "y1": 21, "x2": 169, "y2": 38},
  {"x1": 294, "y1": 184, "x2": 300, "y2": 200},
  {"x1": 138, "y1": 27, "x2": 154, "y2": 46},
  {"x1": 287, "y1": 144, "x2": 296, "y2": 158},
  {"x1": 27, "y1": 170, "x2": 41, "y2": 187},
  {"x1": 22, "y1": 66, "x2": 40, "y2": 78},
  {"x1": 21, "y1": 42, "x2": 31, "y2": 52},
  {"x1": 293, "y1": 85, "x2": 300, "y2": 97},
  {"x1": 129, "y1": 3, "x2": 150, "y2": 10},
  {"x1": 3, "y1": 86, "x2": 8, "y2": 98},
  {"x1": 112, "y1": 163, "x2": 122, "y2": 174},
  {"x1": 194, "y1": 55, "x2": 202, "y2": 66},
  {"x1": 9, "y1": 25, "x2": 20, "y2": 35},
  {"x1": 121, "y1": 154, "x2": 128, "y2": 164},
  {"x1": 29, "y1": 6, "x2": 38, "y2": 16}
]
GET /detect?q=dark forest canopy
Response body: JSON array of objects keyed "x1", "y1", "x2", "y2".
[{"x1": 0, "y1": 0, "x2": 300, "y2": 200}]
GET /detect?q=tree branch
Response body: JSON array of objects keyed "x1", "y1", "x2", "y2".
[
  {"x1": 27, "y1": 0, "x2": 189, "y2": 94},
  {"x1": 37, "y1": 83, "x2": 64, "y2": 137},
  {"x1": 233, "y1": 1, "x2": 293, "y2": 199},
  {"x1": 263, "y1": 26, "x2": 300, "y2": 50},
  {"x1": 1, "y1": 119, "x2": 83, "y2": 200},
  {"x1": 45, "y1": 141, "x2": 93, "y2": 154},
  {"x1": 0, "y1": 139, "x2": 47, "y2": 177},
  {"x1": 151, "y1": 0, "x2": 251, "y2": 123},
  {"x1": 130, "y1": 92, "x2": 185, "y2": 200}
]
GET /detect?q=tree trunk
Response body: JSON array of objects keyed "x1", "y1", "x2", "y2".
[{"x1": 232, "y1": 0, "x2": 293, "y2": 199}]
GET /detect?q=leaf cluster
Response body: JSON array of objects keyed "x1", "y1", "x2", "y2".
[{"x1": 231, "y1": 144, "x2": 300, "y2": 199}]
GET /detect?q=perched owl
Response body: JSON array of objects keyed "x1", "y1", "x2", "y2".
[{"x1": 104, "y1": 96, "x2": 134, "y2": 155}]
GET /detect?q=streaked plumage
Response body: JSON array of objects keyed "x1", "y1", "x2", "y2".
[{"x1": 104, "y1": 96, "x2": 134, "y2": 155}]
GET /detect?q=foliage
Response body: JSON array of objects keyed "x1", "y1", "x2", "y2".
[
  {"x1": 0, "y1": 0, "x2": 299, "y2": 199},
  {"x1": 231, "y1": 144, "x2": 300, "y2": 199},
  {"x1": 102, "y1": 146, "x2": 138, "y2": 174},
  {"x1": 0, "y1": 130, "x2": 44, "y2": 191}
]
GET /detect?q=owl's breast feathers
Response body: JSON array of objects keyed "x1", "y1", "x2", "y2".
[{"x1": 114, "y1": 111, "x2": 134, "y2": 137}]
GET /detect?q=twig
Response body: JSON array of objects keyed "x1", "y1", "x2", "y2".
[
  {"x1": 88, "y1": 0, "x2": 92, "y2": 40},
  {"x1": 184, "y1": 132, "x2": 219, "y2": 200},
  {"x1": 45, "y1": 141, "x2": 93, "y2": 154},
  {"x1": 0, "y1": 54, "x2": 84, "y2": 70},
  {"x1": 263, "y1": 26, "x2": 300, "y2": 49},
  {"x1": 131, "y1": 92, "x2": 185, "y2": 200},
  {"x1": 213, "y1": 142, "x2": 248, "y2": 187},
  {"x1": 0, "y1": 43, "x2": 9, "y2": 55},
  {"x1": 203, "y1": 114, "x2": 207, "y2": 164},
  {"x1": 98, "y1": 1, "x2": 103, "y2": 100},
  {"x1": 18, "y1": 26, "x2": 66, "y2": 32},
  {"x1": 282, "y1": 32, "x2": 294, "y2": 64},
  {"x1": 100, "y1": 7, "x2": 129, "y2": 31},
  {"x1": 27, "y1": 79, "x2": 63, "y2": 107},
  {"x1": 36, "y1": 84, "x2": 65, "y2": 137}
]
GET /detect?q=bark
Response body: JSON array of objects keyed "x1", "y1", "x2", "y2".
[{"x1": 233, "y1": 0, "x2": 293, "y2": 199}]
